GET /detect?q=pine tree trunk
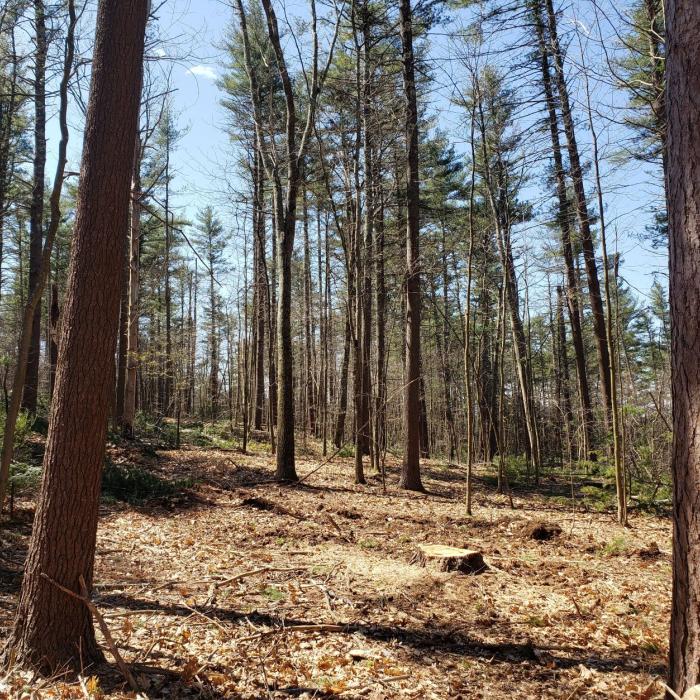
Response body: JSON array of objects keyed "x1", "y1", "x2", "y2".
[
  {"x1": 23, "y1": 0, "x2": 47, "y2": 414},
  {"x1": 334, "y1": 314, "x2": 351, "y2": 448},
  {"x1": 533, "y1": 0, "x2": 593, "y2": 459},
  {"x1": 374, "y1": 173, "x2": 387, "y2": 470},
  {"x1": 545, "y1": 0, "x2": 612, "y2": 424},
  {"x1": 122, "y1": 137, "x2": 142, "y2": 439},
  {"x1": 667, "y1": 0, "x2": 700, "y2": 691},
  {"x1": 4, "y1": 0, "x2": 147, "y2": 670},
  {"x1": 49, "y1": 282, "x2": 59, "y2": 399},
  {"x1": 253, "y1": 150, "x2": 265, "y2": 430},
  {"x1": 275, "y1": 204, "x2": 297, "y2": 480},
  {"x1": 399, "y1": 0, "x2": 423, "y2": 491},
  {"x1": 163, "y1": 129, "x2": 172, "y2": 416},
  {"x1": 114, "y1": 225, "x2": 129, "y2": 426}
]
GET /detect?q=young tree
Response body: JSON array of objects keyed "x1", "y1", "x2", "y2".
[
  {"x1": 235, "y1": 0, "x2": 340, "y2": 480},
  {"x1": 193, "y1": 207, "x2": 227, "y2": 421},
  {"x1": 667, "y1": 0, "x2": 700, "y2": 693},
  {"x1": 3, "y1": 0, "x2": 148, "y2": 671}
]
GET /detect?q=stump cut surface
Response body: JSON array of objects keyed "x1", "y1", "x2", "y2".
[{"x1": 412, "y1": 544, "x2": 486, "y2": 574}]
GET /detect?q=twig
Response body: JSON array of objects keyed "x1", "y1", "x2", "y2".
[
  {"x1": 214, "y1": 566, "x2": 302, "y2": 589},
  {"x1": 563, "y1": 681, "x2": 587, "y2": 700},
  {"x1": 236, "y1": 622, "x2": 349, "y2": 644},
  {"x1": 663, "y1": 684, "x2": 682, "y2": 700},
  {"x1": 41, "y1": 573, "x2": 140, "y2": 693},
  {"x1": 182, "y1": 603, "x2": 229, "y2": 633}
]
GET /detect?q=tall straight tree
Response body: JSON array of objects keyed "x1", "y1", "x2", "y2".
[
  {"x1": 236, "y1": 0, "x2": 339, "y2": 480},
  {"x1": 23, "y1": 0, "x2": 47, "y2": 413},
  {"x1": 3, "y1": 0, "x2": 148, "y2": 671},
  {"x1": 399, "y1": 0, "x2": 423, "y2": 491},
  {"x1": 667, "y1": 0, "x2": 700, "y2": 693},
  {"x1": 531, "y1": 0, "x2": 593, "y2": 459},
  {"x1": 544, "y1": 0, "x2": 612, "y2": 425}
]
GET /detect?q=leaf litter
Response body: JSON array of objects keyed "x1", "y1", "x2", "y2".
[{"x1": 0, "y1": 439, "x2": 670, "y2": 698}]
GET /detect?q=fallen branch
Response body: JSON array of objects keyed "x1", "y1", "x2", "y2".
[{"x1": 41, "y1": 573, "x2": 139, "y2": 693}]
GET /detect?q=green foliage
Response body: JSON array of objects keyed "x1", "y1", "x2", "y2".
[
  {"x1": 261, "y1": 585, "x2": 286, "y2": 602},
  {"x1": 8, "y1": 461, "x2": 42, "y2": 492},
  {"x1": 600, "y1": 536, "x2": 627, "y2": 557},
  {"x1": 101, "y1": 462, "x2": 193, "y2": 504}
]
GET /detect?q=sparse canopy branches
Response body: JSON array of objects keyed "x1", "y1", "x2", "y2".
[{"x1": 615, "y1": 0, "x2": 666, "y2": 165}]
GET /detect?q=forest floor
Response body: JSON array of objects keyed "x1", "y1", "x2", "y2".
[{"x1": 0, "y1": 429, "x2": 671, "y2": 699}]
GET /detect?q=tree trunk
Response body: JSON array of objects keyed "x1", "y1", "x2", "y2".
[
  {"x1": 667, "y1": 0, "x2": 700, "y2": 692},
  {"x1": 122, "y1": 137, "x2": 142, "y2": 439},
  {"x1": 163, "y1": 127, "x2": 172, "y2": 416},
  {"x1": 398, "y1": 0, "x2": 423, "y2": 491},
  {"x1": 253, "y1": 150, "x2": 265, "y2": 431},
  {"x1": 114, "y1": 223, "x2": 129, "y2": 426},
  {"x1": 545, "y1": 0, "x2": 612, "y2": 424},
  {"x1": 4, "y1": 0, "x2": 147, "y2": 670},
  {"x1": 374, "y1": 172, "x2": 387, "y2": 471},
  {"x1": 533, "y1": 0, "x2": 593, "y2": 458},
  {"x1": 209, "y1": 251, "x2": 218, "y2": 421},
  {"x1": 334, "y1": 313, "x2": 351, "y2": 448},
  {"x1": 23, "y1": 0, "x2": 47, "y2": 414},
  {"x1": 49, "y1": 282, "x2": 59, "y2": 399},
  {"x1": 275, "y1": 200, "x2": 297, "y2": 480}
]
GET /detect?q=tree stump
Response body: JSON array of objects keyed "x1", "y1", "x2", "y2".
[{"x1": 412, "y1": 544, "x2": 486, "y2": 574}]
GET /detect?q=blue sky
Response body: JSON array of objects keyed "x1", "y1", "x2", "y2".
[{"x1": 48, "y1": 0, "x2": 667, "y2": 307}]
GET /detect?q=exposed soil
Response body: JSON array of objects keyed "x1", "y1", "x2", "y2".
[{"x1": 0, "y1": 439, "x2": 671, "y2": 699}]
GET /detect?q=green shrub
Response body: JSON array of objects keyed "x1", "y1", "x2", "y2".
[
  {"x1": 102, "y1": 461, "x2": 193, "y2": 504},
  {"x1": 9, "y1": 461, "x2": 42, "y2": 492}
]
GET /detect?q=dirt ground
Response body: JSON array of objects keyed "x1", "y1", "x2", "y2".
[{"x1": 0, "y1": 437, "x2": 671, "y2": 699}]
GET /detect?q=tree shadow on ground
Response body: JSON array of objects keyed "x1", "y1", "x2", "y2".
[{"x1": 96, "y1": 593, "x2": 666, "y2": 678}]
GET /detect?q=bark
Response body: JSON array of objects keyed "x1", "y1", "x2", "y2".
[
  {"x1": 302, "y1": 183, "x2": 316, "y2": 435},
  {"x1": 360, "y1": 1, "x2": 373, "y2": 463},
  {"x1": 398, "y1": 0, "x2": 423, "y2": 491},
  {"x1": 667, "y1": 0, "x2": 700, "y2": 692},
  {"x1": 23, "y1": 0, "x2": 47, "y2": 414},
  {"x1": 4, "y1": 0, "x2": 147, "y2": 670}
]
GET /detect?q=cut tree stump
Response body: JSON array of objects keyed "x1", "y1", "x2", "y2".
[{"x1": 411, "y1": 544, "x2": 486, "y2": 574}]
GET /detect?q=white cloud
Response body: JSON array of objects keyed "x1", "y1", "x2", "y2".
[{"x1": 187, "y1": 64, "x2": 217, "y2": 81}]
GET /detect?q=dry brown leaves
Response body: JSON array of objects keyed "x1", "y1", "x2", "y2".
[{"x1": 0, "y1": 441, "x2": 671, "y2": 699}]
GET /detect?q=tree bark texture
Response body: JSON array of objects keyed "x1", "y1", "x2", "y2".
[
  {"x1": 5, "y1": 0, "x2": 148, "y2": 671},
  {"x1": 399, "y1": 0, "x2": 423, "y2": 491},
  {"x1": 667, "y1": 0, "x2": 700, "y2": 692}
]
